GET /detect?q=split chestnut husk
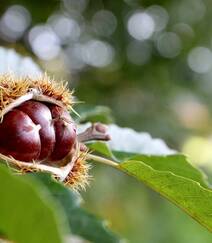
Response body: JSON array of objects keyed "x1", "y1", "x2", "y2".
[{"x1": 0, "y1": 74, "x2": 110, "y2": 190}]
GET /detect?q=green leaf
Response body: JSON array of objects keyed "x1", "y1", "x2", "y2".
[
  {"x1": 75, "y1": 105, "x2": 114, "y2": 124},
  {"x1": 131, "y1": 154, "x2": 209, "y2": 188},
  {"x1": 88, "y1": 142, "x2": 115, "y2": 159},
  {"x1": 89, "y1": 142, "x2": 208, "y2": 187},
  {"x1": 119, "y1": 159, "x2": 212, "y2": 232},
  {"x1": 33, "y1": 173, "x2": 122, "y2": 243},
  {"x1": 88, "y1": 142, "x2": 212, "y2": 231},
  {"x1": 0, "y1": 165, "x2": 66, "y2": 243}
]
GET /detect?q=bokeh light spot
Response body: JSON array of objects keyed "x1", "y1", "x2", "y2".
[
  {"x1": 127, "y1": 12, "x2": 155, "y2": 40},
  {"x1": 81, "y1": 40, "x2": 114, "y2": 67},
  {"x1": 147, "y1": 5, "x2": 169, "y2": 32},
  {"x1": 156, "y1": 32, "x2": 182, "y2": 58},
  {"x1": 0, "y1": 5, "x2": 31, "y2": 41},
  {"x1": 28, "y1": 25, "x2": 61, "y2": 61},
  {"x1": 92, "y1": 10, "x2": 117, "y2": 37},
  {"x1": 183, "y1": 136, "x2": 212, "y2": 168},
  {"x1": 187, "y1": 47, "x2": 212, "y2": 74},
  {"x1": 48, "y1": 14, "x2": 81, "y2": 43}
]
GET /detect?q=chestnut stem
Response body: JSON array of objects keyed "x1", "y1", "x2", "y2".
[
  {"x1": 77, "y1": 123, "x2": 111, "y2": 143},
  {"x1": 86, "y1": 153, "x2": 118, "y2": 167}
]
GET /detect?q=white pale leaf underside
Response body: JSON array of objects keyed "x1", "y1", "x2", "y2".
[
  {"x1": 78, "y1": 123, "x2": 176, "y2": 155},
  {"x1": 0, "y1": 47, "x2": 42, "y2": 77}
]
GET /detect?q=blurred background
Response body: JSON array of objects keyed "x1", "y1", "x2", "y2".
[{"x1": 0, "y1": 0, "x2": 212, "y2": 242}]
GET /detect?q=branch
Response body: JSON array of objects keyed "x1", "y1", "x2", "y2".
[
  {"x1": 86, "y1": 153, "x2": 118, "y2": 167},
  {"x1": 77, "y1": 123, "x2": 111, "y2": 143}
]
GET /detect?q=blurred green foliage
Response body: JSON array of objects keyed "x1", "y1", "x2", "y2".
[{"x1": 0, "y1": 0, "x2": 212, "y2": 242}]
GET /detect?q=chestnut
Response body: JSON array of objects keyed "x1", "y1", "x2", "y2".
[
  {"x1": 0, "y1": 101, "x2": 77, "y2": 163},
  {"x1": 48, "y1": 105, "x2": 77, "y2": 161},
  {"x1": 18, "y1": 100, "x2": 55, "y2": 160},
  {"x1": 0, "y1": 109, "x2": 41, "y2": 161},
  {"x1": 0, "y1": 74, "x2": 92, "y2": 189}
]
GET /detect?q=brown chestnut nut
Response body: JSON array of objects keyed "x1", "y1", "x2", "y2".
[
  {"x1": 18, "y1": 100, "x2": 55, "y2": 160},
  {"x1": 48, "y1": 105, "x2": 77, "y2": 161},
  {"x1": 0, "y1": 101, "x2": 77, "y2": 163},
  {"x1": 0, "y1": 109, "x2": 41, "y2": 161}
]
